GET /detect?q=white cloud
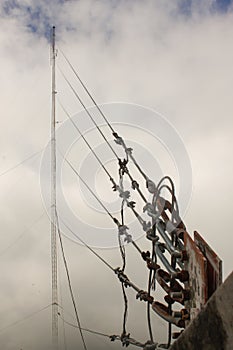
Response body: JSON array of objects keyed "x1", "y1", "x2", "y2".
[{"x1": 0, "y1": 0, "x2": 233, "y2": 349}]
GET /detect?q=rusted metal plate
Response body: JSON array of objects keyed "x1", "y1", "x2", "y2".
[
  {"x1": 184, "y1": 231, "x2": 207, "y2": 322},
  {"x1": 194, "y1": 230, "x2": 222, "y2": 298}
]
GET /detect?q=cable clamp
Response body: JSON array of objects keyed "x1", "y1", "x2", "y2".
[
  {"x1": 141, "y1": 250, "x2": 150, "y2": 261},
  {"x1": 113, "y1": 217, "x2": 120, "y2": 226},
  {"x1": 146, "y1": 179, "x2": 157, "y2": 194},
  {"x1": 110, "y1": 335, "x2": 117, "y2": 342},
  {"x1": 146, "y1": 228, "x2": 159, "y2": 243},
  {"x1": 119, "y1": 189, "x2": 131, "y2": 200},
  {"x1": 121, "y1": 333, "x2": 131, "y2": 347},
  {"x1": 111, "y1": 178, "x2": 119, "y2": 192},
  {"x1": 136, "y1": 290, "x2": 154, "y2": 304},
  {"x1": 127, "y1": 200, "x2": 136, "y2": 209},
  {"x1": 114, "y1": 267, "x2": 130, "y2": 287},
  {"x1": 125, "y1": 147, "x2": 132, "y2": 156},
  {"x1": 118, "y1": 225, "x2": 132, "y2": 243},
  {"x1": 143, "y1": 203, "x2": 159, "y2": 220},
  {"x1": 113, "y1": 132, "x2": 125, "y2": 146},
  {"x1": 147, "y1": 261, "x2": 160, "y2": 271},
  {"x1": 131, "y1": 180, "x2": 139, "y2": 190},
  {"x1": 118, "y1": 224, "x2": 129, "y2": 236},
  {"x1": 113, "y1": 184, "x2": 131, "y2": 200},
  {"x1": 119, "y1": 158, "x2": 129, "y2": 175},
  {"x1": 142, "y1": 220, "x2": 151, "y2": 232},
  {"x1": 143, "y1": 203, "x2": 154, "y2": 213}
]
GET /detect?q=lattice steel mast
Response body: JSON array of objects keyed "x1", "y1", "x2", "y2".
[{"x1": 51, "y1": 25, "x2": 58, "y2": 349}]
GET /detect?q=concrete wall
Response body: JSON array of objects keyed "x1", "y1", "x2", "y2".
[{"x1": 170, "y1": 271, "x2": 233, "y2": 350}]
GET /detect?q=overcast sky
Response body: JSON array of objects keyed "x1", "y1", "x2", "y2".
[{"x1": 0, "y1": 0, "x2": 233, "y2": 349}]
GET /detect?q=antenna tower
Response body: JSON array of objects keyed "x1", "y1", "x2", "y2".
[{"x1": 51, "y1": 25, "x2": 58, "y2": 349}]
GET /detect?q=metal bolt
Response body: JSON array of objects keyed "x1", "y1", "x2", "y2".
[
  {"x1": 170, "y1": 291, "x2": 183, "y2": 299},
  {"x1": 172, "y1": 270, "x2": 189, "y2": 282}
]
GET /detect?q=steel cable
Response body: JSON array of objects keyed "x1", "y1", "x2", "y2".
[
  {"x1": 58, "y1": 46, "x2": 115, "y2": 134},
  {"x1": 58, "y1": 47, "x2": 149, "y2": 182},
  {"x1": 57, "y1": 61, "x2": 148, "y2": 204},
  {"x1": 61, "y1": 151, "x2": 144, "y2": 256},
  {"x1": 0, "y1": 149, "x2": 43, "y2": 178},
  {"x1": 58, "y1": 66, "x2": 119, "y2": 160},
  {"x1": 55, "y1": 210, "x2": 88, "y2": 350},
  {"x1": 61, "y1": 153, "x2": 118, "y2": 224},
  {"x1": 57, "y1": 217, "x2": 145, "y2": 296},
  {"x1": 0, "y1": 304, "x2": 52, "y2": 334},
  {"x1": 61, "y1": 219, "x2": 115, "y2": 272},
  {"x1": 58, "y1": 99, "x2": 113, "y2": 181}
]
